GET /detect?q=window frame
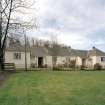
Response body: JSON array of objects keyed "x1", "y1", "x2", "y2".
[
  {"x1": 101, "y1": 57, "x2": 105, "y2": 62},
  {"x1": 14, "y1": 52, "x2": 21, "y2": 60}
]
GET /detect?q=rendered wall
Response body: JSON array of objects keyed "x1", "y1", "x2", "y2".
[{"x1": 5, "y1": 51, "x2": 31, "y2": 69}]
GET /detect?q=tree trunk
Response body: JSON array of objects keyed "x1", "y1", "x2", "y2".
[
  {"x1": 0, "y1": 0, "x2": 13, "y2": 71},
  {"x1": 0, "y1": 50, "x2": 4, "y2": 71},
  {"x1": 0, "y1": 11, "x2": 3, "y2": 71}
]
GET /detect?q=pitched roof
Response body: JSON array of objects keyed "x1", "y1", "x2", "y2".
[
  {"x1": 30, "y1": 46, "x2": 50, "y2": 57},
  {"x1": 6, "y1": 44, "x2": 105, "y2": 57},
  {"x1": 47, "y1": 47, "x2": 70, "y2": 56},
  {"x1": 70, "y1": 49, "x2": 88, "y2": 58},
  {"x1": 88, "y1": 47, "x2": 105, "y2": 56},
  {"x1": 30, "y1": 46, "x2": 105, "y2": 57},
  {"x1": 6, "y1": 43, "x2": 30, "y2": 52}
]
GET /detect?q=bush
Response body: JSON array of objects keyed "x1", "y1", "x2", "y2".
[
  {"x1": 53, "y1": 67, "x2": 61, "y2": 71},
  {"x1": 31, "y1": 63, "x2": 37, "y2": 68},
  {"x1": 80, "y1": 65, "x2": 85, "y2": 70},
  {"x1": 69, "y1": 60, "x2": 76, "y2": 68},
  {"x1": 94, "y1": 63, "x2": 102, "y2": 70}
]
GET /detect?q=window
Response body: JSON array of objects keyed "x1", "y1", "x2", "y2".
[
  {"x1": 14, "y1": 52, "x2": 21, "y2": 60},
  {"x1": 101, "y1": 57, "x2": 105, "y2": 62}
]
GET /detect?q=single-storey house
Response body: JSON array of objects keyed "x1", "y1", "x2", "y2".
[
  {"x1": 5, "y1": 43, "x2": 30, "y2": 69},
  {"x1": 69, "y1": 47, "x2": 105, "y2": 69},
  {"x1": 86, "y1": 47, "x2": 105, "y2": 69},
  {"x1": 30, "y1": 46, "x2": 53, "y2": 68},
  {"x1": 47, "y1": 46, "x2": 71, "y2": 67},
  {"x1": 5, "y1": 41, "x2": 105, "y2": 69},
  {"x1": 30, "y1": 46, "x2": 88, "y2": 68},
  {"x1": 70, "y1": 49, "x2": 87, "y2": 67}
]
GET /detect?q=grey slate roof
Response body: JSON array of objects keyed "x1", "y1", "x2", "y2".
[
  {"x1": 30, "y1": 46, "x2": 71, "y2": 57},
  {"x1": 6, "y1": 44, "x2": 105, "y2": 57},
  {"x1": 47, "y1": 47, "x2": 70, "y2": 56},
  {"x1": 70, "y1": 49, "x2": 88, "y2": 58},
  {"x1": 30, "y1": 46, "x2": 50, "y2": 57},
  {"x1": 88, "y1": 47, "x2": 105, "y2": 56},
  {"x1": 70, "y1": 47, "x2": 105, "y2": 58}
]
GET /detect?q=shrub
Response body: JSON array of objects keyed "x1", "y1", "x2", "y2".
[
  {"x1": 31, "y1": 63, "x2": 37, "y2": 68},
  {"x1": 53, "y1": 67, "x2": 61, "y2": 71},
  {"x1": 70, "y1": 60, "x2": 76, "y2": 68},
  {"x1": 94, "y1": 63, "x2": 102, "y2": 70},
  {"x1": 80, "y1": 65, "x2": 85, "y2": 70}
]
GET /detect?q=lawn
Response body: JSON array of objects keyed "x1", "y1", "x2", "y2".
[{"x1": 0, "y1": 71, "x2": 105, "y2": 105}]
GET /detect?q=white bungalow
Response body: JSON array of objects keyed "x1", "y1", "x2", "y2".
[
  {"x1": 5, "y1": 43, "x2": 30, "y2": 69},
  {"x1": 86, "y1": 47, "x2": 105, "y2": 69},
  {"x1": 5, "y1": 41, "x2": 105, "y2": 70},
  {"x1": 30, "y1": 46, "x2": 53, "y2": 68}
]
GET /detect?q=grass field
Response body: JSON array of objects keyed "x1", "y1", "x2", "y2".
[{"x1": 0, "y1": 71, "x2": 105, "y2": 105}]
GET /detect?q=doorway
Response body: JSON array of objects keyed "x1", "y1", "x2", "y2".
[
  {"x1": 82, "y1": 58, "x2": 86, "y2": 67},
  {"x1": 38, "y1": 57, "x2": 43, "y2": 68}
]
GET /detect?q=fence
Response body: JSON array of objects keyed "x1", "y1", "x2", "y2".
[{"x1": 4, "y1": 63, "x2": 16, "y2": 71}]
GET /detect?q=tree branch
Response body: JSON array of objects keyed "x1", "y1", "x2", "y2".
[{"x1": 2, "y1": 0, "x2": 13, "y2": 50}]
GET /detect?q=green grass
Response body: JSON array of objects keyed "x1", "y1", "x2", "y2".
[{"x1": 0, "y1": 71, "x2": 105, "y2": 105}]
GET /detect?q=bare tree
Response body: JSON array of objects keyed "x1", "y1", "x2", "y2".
[
  {"x1": 43, "y1": 40, "x2": 50, "y2": 48},
  {"x1": 31, "y1": 38, "x2": 43, "y2": 47},
  {"x1": 0, "y1": 0, "x2": 35, "y2": 70}
]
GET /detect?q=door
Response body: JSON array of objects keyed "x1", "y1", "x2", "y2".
[
  {"x1": 38, "y1": 57, "x2": 43, "y2": 68},
  {"x1": 82, "y1": 58, "x2": 86, "y2": 67}
]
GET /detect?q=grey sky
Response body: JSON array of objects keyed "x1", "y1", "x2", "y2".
[{"x1": 27, "y1": 0, "x2": 105, "y2": 50}]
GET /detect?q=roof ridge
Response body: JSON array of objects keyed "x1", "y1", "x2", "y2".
[{"x1": 71, "y1": 48, "x2": 88, "y2": 52}]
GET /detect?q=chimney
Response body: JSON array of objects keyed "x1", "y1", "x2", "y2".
[
  {"x1": 92, "y1": 46, "x2": 96, "y2": 55},
  {"x1": 93, "y1": 46, "x2": 96, "y2": 50}
]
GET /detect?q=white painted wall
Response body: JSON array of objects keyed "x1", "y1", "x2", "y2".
[
  {"x1": 5, "y1": 51, "x2": 30, "y2": 69},
  {"x1": 30, "y1": 56, "x2": 53, "y2": 68},
  {"x1": 91, "y1": 56, "x2": 97, "y2": 65},
  {"x1": 56, "y1": 56, "x2": 79, "y2": 66},
  {"x1": 86, "y1": 56, "x2": 105, "y2": 69},
  {"x1": 46, "y1": 56, "x2": 53, "y2": 67},
  {"x1": 31, "y1": 57, "x2": 38, "y2": 67},
  {"x1": 96, "y1": 56, "x2": 105, "y2": 68},
  {"x1": 86, "y1": 59, "x2": 93, "y2": 68},
  {"x1": 56, "y1": 56, "x2": 82, "y2": 67},
  {"x1": 70, "y1": 56, "x2": 82, "y2": 66},
  {"x1": 76, "y1": 57, "x2": 82, "y2": 66},
  {"x1": 56, "y1": 56, "x2": 67, "y2": 65}
]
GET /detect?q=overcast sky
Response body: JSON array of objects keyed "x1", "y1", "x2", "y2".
[{"x1": 27, "y1": 0, "x2": 105, "y2": 50}]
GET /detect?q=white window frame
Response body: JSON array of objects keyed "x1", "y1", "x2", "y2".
[
  {"x1": 101, "y1": 57, "x2": 105, "y2": 62},
  {"x1": 14, "y1": 52, "x2": 21, "y2": 60}
]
